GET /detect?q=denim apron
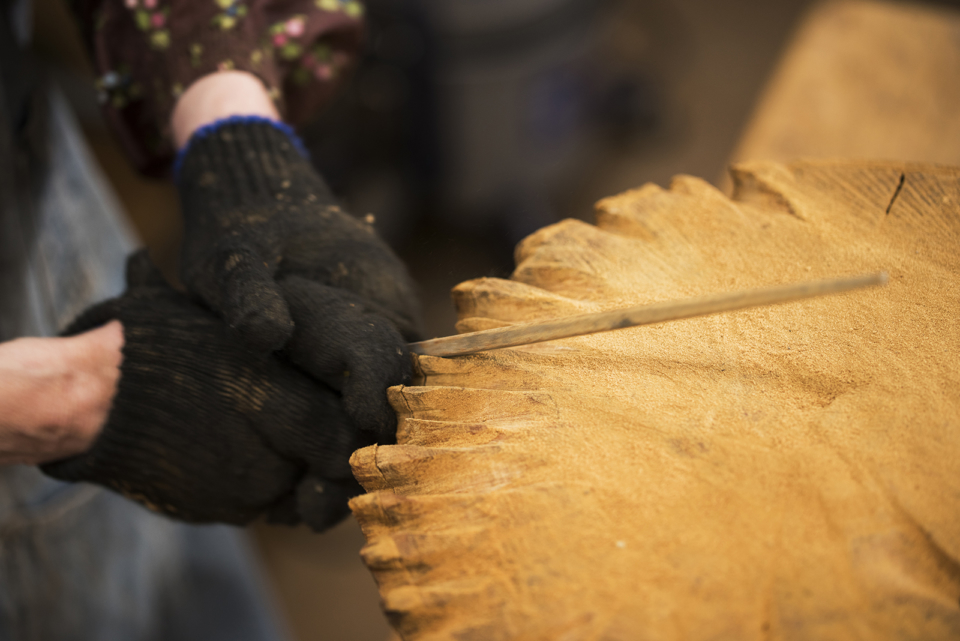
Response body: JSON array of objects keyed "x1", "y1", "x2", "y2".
[{"x1": 0, "y1": 4, "x2": 288, "y2": 639}]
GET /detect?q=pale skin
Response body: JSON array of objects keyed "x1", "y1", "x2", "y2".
[{"x1": 0, "y1": 71, "x2": 278, "y2": 465}]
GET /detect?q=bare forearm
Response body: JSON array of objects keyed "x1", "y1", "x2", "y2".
[{"x1": 0, "y1": 322, "x2": 123, "y2": 465}]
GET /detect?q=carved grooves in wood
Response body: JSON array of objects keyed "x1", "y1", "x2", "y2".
[
  {"x1": 347, "y1": 173, "x2": 773, "y2": 639},
  {"x1": 451, "y1": 277, "x2": 592, "y2": 325},
  {"x1": 349, "y1": 384, "x2": 559, "y2": 638}
]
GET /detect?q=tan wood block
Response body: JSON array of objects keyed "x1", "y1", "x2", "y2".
[{"x1": 351, "y1": 160, "x2": 960, "y2": 640}]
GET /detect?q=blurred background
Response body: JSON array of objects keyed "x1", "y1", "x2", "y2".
[{"x1": 30, "y1": 0, "x2": 960, "y2": 638}]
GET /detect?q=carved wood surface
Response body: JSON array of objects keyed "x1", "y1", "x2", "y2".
[{"x1": 350, "y1": 160, "x2": 960, "y2": 640}]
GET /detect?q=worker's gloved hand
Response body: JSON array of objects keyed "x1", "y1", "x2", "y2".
[
  {"x1": 41, "y1": 251, "x2": 367, "y2": 531},
  {"x1": 175, "y1": 118, "x2": 423, "y2": 444}
]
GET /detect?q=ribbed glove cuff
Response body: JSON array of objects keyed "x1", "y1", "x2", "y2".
[{"x1": 175, "y1": 117, "x2": 330, "y2": 209}]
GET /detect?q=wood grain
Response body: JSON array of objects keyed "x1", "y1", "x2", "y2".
[{"x1": 350, "y1": 160, "x2": 960, "y2": 640}]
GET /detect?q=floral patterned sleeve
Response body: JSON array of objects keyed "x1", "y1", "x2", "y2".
[{"x1": 69, "y1": 0, "x2": 364, "y2": 174}]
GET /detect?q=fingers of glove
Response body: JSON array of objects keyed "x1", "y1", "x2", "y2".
[
  {"x1": 62, "y1": 296, "x2": 127, "y2": 337},
  {"x1": 339, "y1": 339, "x2": 409, "y2": 444},
  {"x1": 257, "y1": 362, "x2": 364, "y2": 479},
  {"x1": 295, "y1": 474, "x2": 364, "y2": 532},
  {"x1": 279, "y1": 225, "x2": 426, "y2": 342},
  {"x1": 124, "y1": 249, "x2": 168, "y2": 290},
  {"x1": 265, "y1": 492, "x2": 301, "y2": 527},
  {"x1": 279, "y1": 276, "x2": 412, "y2": 442},
  {"x1": 62, "y1": 251, "x2": 173, "y2": 336},
  {"x1": 185, "y1": 240, "x2": 294, "y2": 355},
  {"x1": 41, "y1": 431, "x2": 301, "y2": 526},
  {"x1": 53, "y1": 283, "x2": 321, "y2": 525}
]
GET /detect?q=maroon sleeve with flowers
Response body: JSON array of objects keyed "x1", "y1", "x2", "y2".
[{"x1": 69, "y1": 0, "x2": 364, "y2": 174}]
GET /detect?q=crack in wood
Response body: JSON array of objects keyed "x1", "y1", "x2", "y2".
[{"x1": 886, "y1": 173, "x2": 906, "y2": 215}]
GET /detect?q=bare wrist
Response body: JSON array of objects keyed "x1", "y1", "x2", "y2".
[
  {"x1": 0, "y1": 321, "x2": 124, "y2": 465},
  {"x1": 171, "y1": 71, "x2": 281, "y2": 149},
  {"x1": 64, "y1": 321, "x2": 125, "y2": 454}
]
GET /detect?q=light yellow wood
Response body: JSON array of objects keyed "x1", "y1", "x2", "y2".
[
  {"x1": 726, "y1": 0, "x2": 960, "y2": 181},
  {"x1": 350, "y1": 160, "x2": 960, "y2": 640}
]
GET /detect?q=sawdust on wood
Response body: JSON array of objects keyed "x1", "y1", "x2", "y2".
[{"x1": 350, "y1": 160, "x2": 960, "y2": 640}]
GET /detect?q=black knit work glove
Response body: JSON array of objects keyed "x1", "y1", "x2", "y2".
[
  {"x1": 41, "y1": 252, "x2": 367, "y2": 531},
  {"x1": 177, "y1": 119, "x2": 423, "y2": 444}
]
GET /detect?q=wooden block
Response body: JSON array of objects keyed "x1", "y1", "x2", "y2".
[
  {"x1": 350, "y1": 160, "x2": 960, "y2": 640},
  {"x1": 728, "y1": 0, "x2": 960, "y2": 176}
]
